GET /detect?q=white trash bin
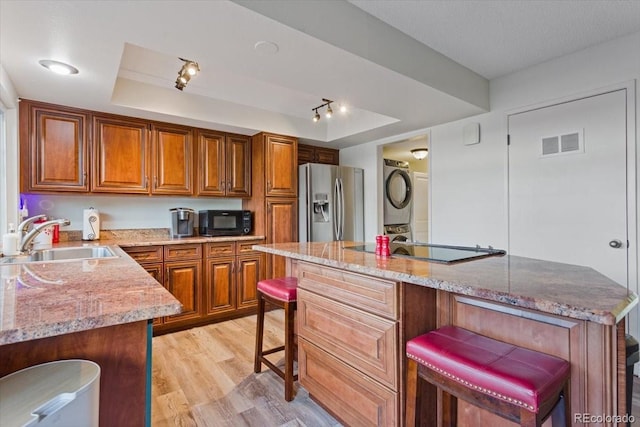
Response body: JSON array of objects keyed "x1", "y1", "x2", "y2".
[{"x1": 0, "y1": 359, "x2": 100, "y2": 427}]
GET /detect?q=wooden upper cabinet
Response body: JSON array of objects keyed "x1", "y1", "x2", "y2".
[
  {"x1": 92, "y1": 116, "x2": 149, "y2": 193},
  {"x1": 298, "y1": 143, "x2": 339, "y2": 166},
  {"x1": 197, "y1": 130, "x2": 225, "y2": 196},
  {"x1": 152, "y1": 124, "x2": 193, "y2": 195},
  {"x1": 265, "y1": 134, "x2": 298, "y2": 197},
  {"x1": 20, "y1": 101, "x2": 89, "y2": 192},
  {"x1": 225, "y1": 134, "x2": 251, "y2": 197},
  {"x1": 196, "y1": 131, "x2": 251, "y2": 197}
]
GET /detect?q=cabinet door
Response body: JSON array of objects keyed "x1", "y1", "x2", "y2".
[
  {"x1": 92, "y1": 116, "x2": 149, "y2": 193},
  {"x1": 265, "y1": 134, "x2": 297, "y2": 197},
  {"x1": 297, "y1": 143, "x2": 316, "y2": 166},
  {"x1": 22, "y1": 103, "x2": 89, "y2": 192},
  {"x1": 226, "y1": 134, "x2": 251, "y2": 197},
  {"x1": 142, "y1": 263, "x2": 165, "y2": 326},
  {"x1": 196, "y1": 130, "x2": 225, "y2": 196},
  {"x1": 266, "y1": 198, "x2": 298, "y2": 279},
  {"x1": 164, "y1": 260, "x2": 202, "y2": 324},
  {"x1": 152, "y1": 124, "x2": 193, "y2": 195},
  {"x1": 204, "y1": 257, "x2": 236, "y2": 316},
  {"x1": 315, "y1": 147, "x2": 339, "y2": 165},
  {"x1": 237, "y1": 253, "x2": 264, "y2": 308}
]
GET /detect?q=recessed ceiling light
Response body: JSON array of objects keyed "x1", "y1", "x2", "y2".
[
  {"x1": 39, "y1": 60, "x2": 79, "y2": 75},
  {"x1": 254, "y1": 41, "x2": 279, "y2": 56}
]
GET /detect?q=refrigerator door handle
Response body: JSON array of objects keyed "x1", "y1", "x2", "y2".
[
  {"x1": 334, "y1": 178, "x2": 340, "y2": 240},
  {"x1": 339, "y1": 178, "x2": 345, "y2": 240}
]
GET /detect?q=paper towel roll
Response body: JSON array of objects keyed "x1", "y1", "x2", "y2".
[{"x1": 83, "y1": 208, "x2": 100, "y2": 240}]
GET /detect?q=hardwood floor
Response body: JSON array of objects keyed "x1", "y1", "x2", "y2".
[
  {"x1": 152, "y1": 310, "x2": 340, "y2": 426},
  {"x1": 153, "y1": 311, "x2": 640, "y2": 426}
]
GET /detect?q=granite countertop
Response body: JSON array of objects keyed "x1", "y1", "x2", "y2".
[
  {"x1": 0, "y1": 230, "x2": 266, "y2": 346},
  {"x1": 253, "y1": 241, "x2": 638, "y2": 326}
]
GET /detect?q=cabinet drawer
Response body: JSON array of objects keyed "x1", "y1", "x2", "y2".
[
  {"x1": 164, "y1": 244, "x2": 202, "y2": 260},
  {"x1": 122, "y1": 245, "x2": 163, "y2": 263},
  {"x1": 298, "y1": 289, "x2": 398, "y2": 389},
  {"x1": 237, "y1": 239, "x2": 264, "y2": 254},
  {"x1": 298, "y1": 262, "x2": 398, "y2": 319},
  {"x1": 299, "y1": 339, "x2": 398, "y2": 427},
  {"x1": 204, "y1": 242, "x2": 235, "y2": 258}
]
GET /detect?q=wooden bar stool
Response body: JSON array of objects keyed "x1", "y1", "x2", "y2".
[
  {"x1": 254, "y1": 277, "x2": 298, "y2": 402},
  {"x1": 406, "y1": 326, "x2": 570, "y2": 427}
]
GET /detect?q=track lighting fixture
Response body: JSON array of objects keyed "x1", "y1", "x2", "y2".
[
  {"x1": 311, "y1": 98, "x2": 336, "y2": 122},
  {"x1": 175, "y1": 57, "x2": 200, "y2": 91}
]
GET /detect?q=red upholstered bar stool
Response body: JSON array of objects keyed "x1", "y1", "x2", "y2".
[
  {"x1": 254, "y1": 277, "x2": 299, "y2": 401},
  {"x1": 405, "y1": 326, "x2": 570, "y2": 427}
]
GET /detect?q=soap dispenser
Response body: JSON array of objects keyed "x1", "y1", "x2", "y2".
[{"x1": 2, "y1": 223, "x2": 20, "y2": 256}]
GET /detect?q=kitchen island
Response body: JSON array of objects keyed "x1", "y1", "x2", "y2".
[{"x1": 253, "y1": 241, "x2": 638, "y2": 426}]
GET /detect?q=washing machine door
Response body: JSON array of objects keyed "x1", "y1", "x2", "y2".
[{"x1": 385, "y1": 169, "x2": 412, "y2": 209}]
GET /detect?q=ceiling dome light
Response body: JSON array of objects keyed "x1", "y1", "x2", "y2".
[
  {"x1": 39, "y1": 59, "x2": 79, "y2": 75},
  {"x1": 339, "y1": 104, "x2": 347, "y2": 113},
  {"x1": 411, "y1": 148, "x2": 429, "y2": 160}
]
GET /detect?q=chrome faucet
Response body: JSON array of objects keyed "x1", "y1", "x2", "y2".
[
  {"x1": 17, "y1": 214, "x2": 47, "y2": 237},
  {"x1": 19, "y1": 217, "x2": 71, "y2": 253}
]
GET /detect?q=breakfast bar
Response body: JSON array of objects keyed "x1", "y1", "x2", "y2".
[{"x1": 253, "y1": 241, "x2": 638, "y2": 426}]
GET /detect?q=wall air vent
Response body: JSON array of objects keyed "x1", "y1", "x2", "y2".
[{"x1": 540, "y1": 130, "x2": 584, "y2": 158}]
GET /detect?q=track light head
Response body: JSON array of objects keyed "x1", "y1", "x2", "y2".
[
  {"x1": 175, "y1": 58, "x2": 200, "y2": 91},
  {"x1": 313, "y1": 109, "x2": 321, "y2": 122},
  {"x1": 325, "y1": 104, "x2": 333, "y2": 118}
]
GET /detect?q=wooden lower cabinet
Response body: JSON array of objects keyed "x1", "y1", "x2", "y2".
[
  {"x1": 204, "y1": 255, "x2": 235, "y2": 316},
  {"x1": 298, "y1": 339, "x2": 398, "y2": 427},
  {"x1": 164, "y1": 260, "x2": 202, "y2": 324},
  {"x1": 203, "y1": 240, "x2": 265, "y2": 319},
  {"x1": 297, "y1": 261, "x2": 401, "y2": 426},
  {"x1": 124, "y1": 240, "x2": 264, "y2": 333},
  {"x1": 266, "y1": 198, "x2": 297, "y2": 279}
]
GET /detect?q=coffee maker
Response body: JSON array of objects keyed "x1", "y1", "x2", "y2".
[{"x1": 170, "y1": 208, "x2": 195, "y2": 237}]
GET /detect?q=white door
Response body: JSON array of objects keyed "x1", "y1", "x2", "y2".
[
  {"x1": 508, "y1": 89, "x2": 628, "y2": 288},
  {"x1": 411, "y1": 172, "x2": 429, "y2": 242}
]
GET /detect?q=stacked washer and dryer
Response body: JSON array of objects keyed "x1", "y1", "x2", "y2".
[{"x1": 383, "y1": 159, "x2": 413, "y2": 242}]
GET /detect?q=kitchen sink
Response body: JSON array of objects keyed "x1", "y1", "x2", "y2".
[{"x1": 0, "y1": 246, "x2": 119, "y2": 265}]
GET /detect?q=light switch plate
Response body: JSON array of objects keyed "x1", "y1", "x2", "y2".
[{"x1": 463, "y1": 122, "x2": 480, "y2": 145}]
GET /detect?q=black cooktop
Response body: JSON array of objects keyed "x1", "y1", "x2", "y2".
[{"x1": 347, "y1": 242, "x2": 506, "y2": 264}]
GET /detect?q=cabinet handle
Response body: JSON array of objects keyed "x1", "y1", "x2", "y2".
[
  {"x1": 145, "y1": 176, "x2": 149, "y2": 188},
  {"x1": 267, "y1": 180, "x2": 271, "y2": 191},
  {"x1": 165, "y1": 267, "x2": 169, "y2": 283},
  {"x1": 154, "y1": 176, "x2": 158, "y2": 188},
  {"x1": 83, "y1": 171, "x2": 87, "y2": 185}
]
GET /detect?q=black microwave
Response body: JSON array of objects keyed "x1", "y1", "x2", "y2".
[{"x1": 199, "y1": 210, "x2": 252, "y2": 236}]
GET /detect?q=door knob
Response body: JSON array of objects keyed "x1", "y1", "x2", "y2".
[{"x1": 609, "y1": 239, "x2": 623, "y2": 248}]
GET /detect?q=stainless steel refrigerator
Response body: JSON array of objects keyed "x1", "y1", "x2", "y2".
[{"x1": 299, "y1": 163, "x2": 364, "y2": 242}]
